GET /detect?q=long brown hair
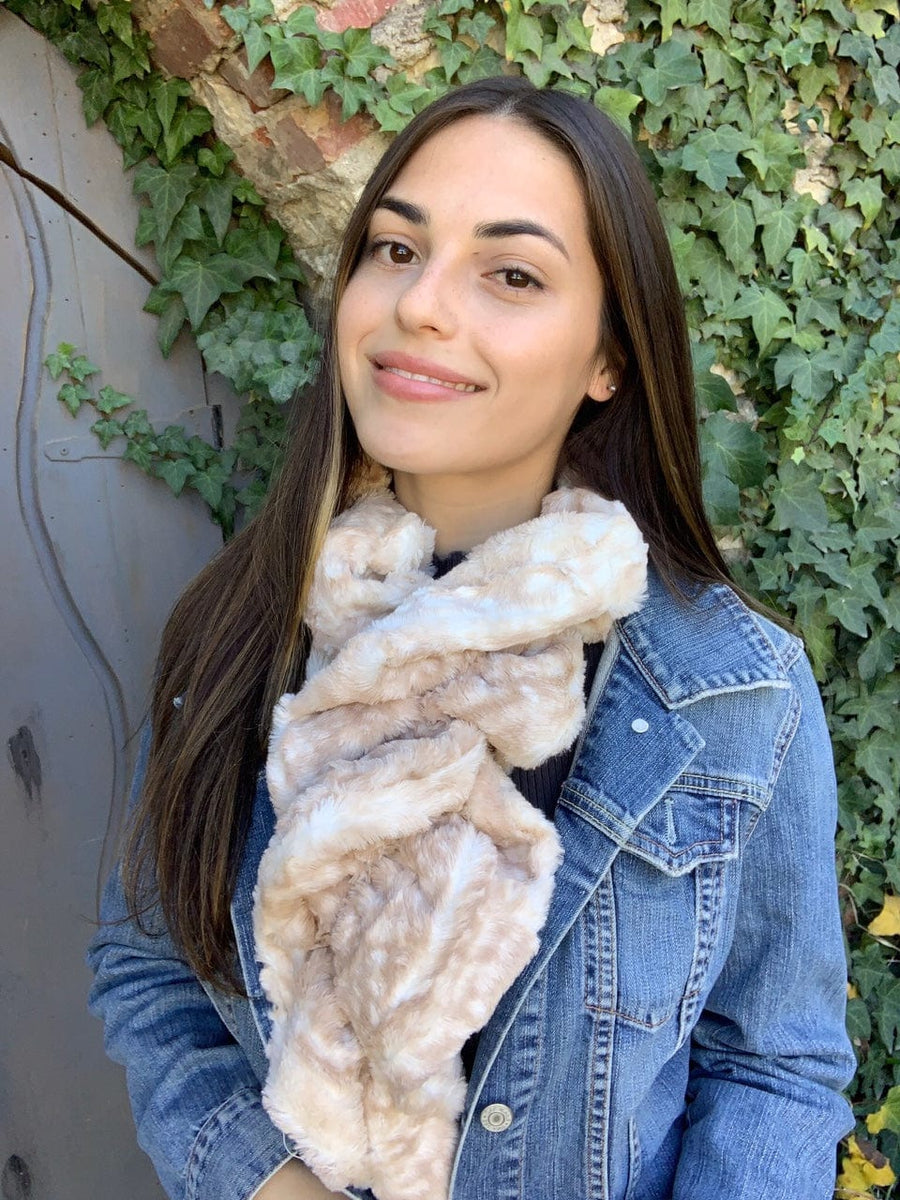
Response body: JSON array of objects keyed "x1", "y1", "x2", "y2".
[{"x1": 123, "y1": 76, "x2": 737, "y2": 991}]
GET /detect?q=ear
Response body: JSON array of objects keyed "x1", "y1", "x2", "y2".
[{"x1": 585, "y1": 360, "x2": 617, "y2": 405}]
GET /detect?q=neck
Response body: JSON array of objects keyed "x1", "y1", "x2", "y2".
[{"x1": 392, "y1": 468, "x2": 554, "y2": 554}]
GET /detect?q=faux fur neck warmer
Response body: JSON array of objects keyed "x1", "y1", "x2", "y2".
[{"x1": 254, "y1": 486, "x2": 648, "y2": 1200}]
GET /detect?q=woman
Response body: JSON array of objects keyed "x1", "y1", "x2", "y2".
[{"x1": 88, "y1": 77, "x2": 855, "y2": 1200}]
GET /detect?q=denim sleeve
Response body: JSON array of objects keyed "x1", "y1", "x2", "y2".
[
  {"x1": 85, "y1": 726, "x2": 292, "y2": 1200},
  {"x1": 672, "y1": 649, "x2": 856, "y2": 1200}
]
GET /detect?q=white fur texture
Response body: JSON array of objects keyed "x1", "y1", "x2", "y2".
[{"x1": 254, "y1": 487, "x2": 647, "y2": 1200}]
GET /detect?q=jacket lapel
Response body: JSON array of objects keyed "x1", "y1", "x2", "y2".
[{"x1": 463, "y1": 626, "x2": 705, "y2": 1101}]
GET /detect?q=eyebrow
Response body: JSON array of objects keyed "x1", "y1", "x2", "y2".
[{"x1": 376, "y1": 196, "x2": 570, "y2": 260}]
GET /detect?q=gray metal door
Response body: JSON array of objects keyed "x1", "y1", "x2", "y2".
[{"x1": 1, "y1": 10, "x2": 239, "y2": 1196}]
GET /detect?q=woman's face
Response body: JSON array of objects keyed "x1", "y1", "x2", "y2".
[{"x1": 336, "y1": 115, "x2": 610, "y2": 500}]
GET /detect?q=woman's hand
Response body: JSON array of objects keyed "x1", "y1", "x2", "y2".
[{"x1": 253, "y1": 1158, "x2": 345, "y2": 1199}]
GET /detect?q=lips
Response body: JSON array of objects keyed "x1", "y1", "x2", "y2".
[{"x1": 371, "y1": 351, "x2": 485, "y2": 394}]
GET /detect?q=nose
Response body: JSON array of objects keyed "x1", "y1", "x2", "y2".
[{"x1": 394, "y1": 256, "x2": 458, "y2": 337}]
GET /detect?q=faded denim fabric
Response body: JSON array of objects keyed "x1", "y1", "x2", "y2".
[{"x1": 87, "y1": 569, "x2": 855, "y2": 1200}]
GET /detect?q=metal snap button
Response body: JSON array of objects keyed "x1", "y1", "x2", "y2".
[
  {"x1": 480, "y1": 1102, "x2": 513, "y2": 1132},
  {"x1": 631, "y1": 717, "x2": 649, "y2": 733}
]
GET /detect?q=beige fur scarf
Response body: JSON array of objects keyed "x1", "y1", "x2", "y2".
[{"x1": 254, "y1": 486, "x2": 648, "y2": 1200}]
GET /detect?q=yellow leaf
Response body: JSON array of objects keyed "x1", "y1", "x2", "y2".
[
  {"x1": 848, "y1": 982, "x2": 860, "y2": 999},
  {"x1": 868, "y1": 894, "x2": 900, "y2": 937},
  {"x1": 838, "y1": 1136, "x2": 898, "y2": 1192},
  {"x1": 844, "y1": 1132, "x2": 897, "y2": 1190},
  {"x1": 836, "y1": 1148, "x2": 875, "y2": 1198},
  {"x1": 867, "y1": 1108, "x2": 887, "y2": 1135}
]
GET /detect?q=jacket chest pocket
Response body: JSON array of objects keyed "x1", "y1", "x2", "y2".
[{"x1": 582, "y1": 784, "x2": 742, "y2": 1033}]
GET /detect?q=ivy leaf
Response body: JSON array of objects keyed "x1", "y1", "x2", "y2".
[
  {"x1": 58, "y1": 382, "x2": 93, "y2": 416},
  {"x1": 773, "y1": 344, "x2": 837, "y2": 402},
  {"x1": 110, "y1": 39, "x2": 150, "y2": 83},
  {"x1": 163, "y1": 106, "x2": 213, "y2": 164},
  {"x1": 637, "y1": 37, "x2": 704, "y2": 106},
  {"x1": 742, "y1": 126, "x2": 804, "y2": 188},
  {"x1": 244, "y1": 21, "x2": 271, "y2": 75},
  {"x1": 873, "y1": 977, "x2": 900, "y2": 1054},
  {"x1": 685, "y1": 236, "x2": 740, "y2": 307},
  {"x1": 168, "y1": 251, "x2": 277, "y2": 328},
  {"x1": 703, "y1": 411, "x2": 768, "y2": 488},
  {"x1": 60, "y1": 24, "x2": 111, "y2": 68},
  {"x1": 857, "y1": 731, "x2": 900, "y2": 802},
  {"x1": 505, "y1": 1, "x2": 544, "y2": 61},
  {"x1": 857, "y1": 625, "x2": 899, "y2": 682},
  {"x1": 95, "y1": 1, "x2": 135, "y2": 49},
  {"x1": 458, "y1": 10, "x2": 497, "y2": 43},
  {"x1": 593, "y1": 87, "x2": 642, "y2": 132},
  {"x1": 149, "y1": 76, "x2": 192, "y2": 137},
  {"x1": 330, "y1": 74, "x2": 372, "y2": 120},
  {"x1": 686, "y1": 0, "x2": 732, "y2": 38},
  {"x1": 95, "y1": 384, "x2": 132, "y2": 415},
  {"x1": 269, "y1": 36, "x2": 325, "y2": 102},
  {"x1": 709, "y1": 197, "x2": 756, "y2": 271},
  {"x1": 769, "y1": 460, "x2": 830, "y2": 532},
  {"x1": 155, "y1": 456, "x2": 197, "y2": 496},
  {"x1": 342, "y1": 27, "x2": 390, "y2": 78},
  {"x1": 78, "y1": 67, "x2": 118, "y2": 125},
  {"x1": 167, "y1": 255, "x2": 246, "y2": 328},
  {"x1": 68, "y1": 353, "x2": 101, "y2": 382},
  {"x1": 198, "y1": 176, "x2": 235, "y2": 245},
  {"x1": 123, "y1": 440, "x2": 156, "y2": 471},
  {"x1": 702, "y1": 466, "x2": 740, "y2": 524},
  {"x1": 156, "y1": 425, "x2": 192, "y2": 457},
  {"x1": 760, "y1": 207, "x2": 800, "y2": 267},
  {"x1": 157, "y1": 202, "x2": 205, "y2": 273},
  {"x1": 872, "y1": 62, "x2": 900, "y2": 105},
  {"x1": 844, "y1": 177, "x2": 885, "y2": 227},
  {"x1": 253, "y1": 360, "x2": 301, "y2": 402},
  {"x1": 193, "y1": 470, "x2": 224, "y2": 510},
  {"x1": 197, "y1": 142, "x2": 234, "y2": 177},
  {"x1": 90, "y1": 417, "x2": 125, "y2": 450},
  {"x1": 795, "y1": 61, "x2": 840, "y2": 105},
  {"x1": 44, "y1": 345, "x2": 76, "y2": 380},
  {"x1": 457, "y1": 44, "x2": 505, "y2": 83},
  {"x1": 133, "y1": 161, "x2": 198, "y2": 242},
  {"x1": 681, "y1": 125, "x2": 751, "y2": 190},
  {"x1": 849, "y1": 110, "x2": 888, "y2": 158},
  {"x1": 224, "y1": 224, "x2": 280, "y2": 270},
  {"x1": 438, "y1": 37, "x2": 471, "y2": 80},
  {"x1": 156, "y1": 294, "x2": 189, "y2": 357},
  {"x1": 121, "y1": 415, "x2": 154, "y2": 447},
  {"x1": 726, "y1": 285, "x2": 793, "y2": 354},
  {"x1": 659, "y1": 0, "x2": 689, "y2": 40}
]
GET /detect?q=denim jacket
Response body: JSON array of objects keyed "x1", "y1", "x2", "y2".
[{"x1": 87, "y1": 569, "x2": 855, "y2": 1200}]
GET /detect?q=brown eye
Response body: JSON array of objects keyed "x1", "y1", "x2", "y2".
[
  {"x1": 497, "y1": 266, "x2": 541, "y2": 291},
  {"x1": 370, "y1": 239, "x2": 415, "y2": 265},
  {"x1": 388, "y1": 242, "x2": 413, "y2": 264}
]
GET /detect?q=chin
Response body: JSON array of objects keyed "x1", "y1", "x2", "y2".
[{"x1": 355, "y1": 437, "x2": 456, "y2": 479}]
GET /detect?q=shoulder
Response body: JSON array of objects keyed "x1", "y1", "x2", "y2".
[{"x1": 615, "y1": 565, "x2": 804, "y2": 710}]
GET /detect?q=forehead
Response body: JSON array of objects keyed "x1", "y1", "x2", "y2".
[{"x1": 381, "y1": 115, "x2": 590, "y2": 238}]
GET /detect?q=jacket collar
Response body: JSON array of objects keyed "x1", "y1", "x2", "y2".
[{"x1": 617, "y1": 565, "x2": 791, "y2": 710}]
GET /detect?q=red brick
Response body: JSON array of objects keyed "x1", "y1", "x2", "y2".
[
  {"x1": 317, "y1": 0, "x2": 395, "y2": 33},
  {"x1": 272, "y1": 111, "x2": 327, "y2": 174},
  {"x1": 150, "y1": 0, "x2": 232, "y2": 78},
  {"x1": 313, "y1": 91, "x2": 374, "y2": 162},
  {"x1": 219, "y1": 48, "x2": 290, "y2": 110}
]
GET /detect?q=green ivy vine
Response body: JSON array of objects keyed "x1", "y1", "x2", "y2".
[{"x1": 4, "y1": 0, "x2": 899, "y2": 1189}]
